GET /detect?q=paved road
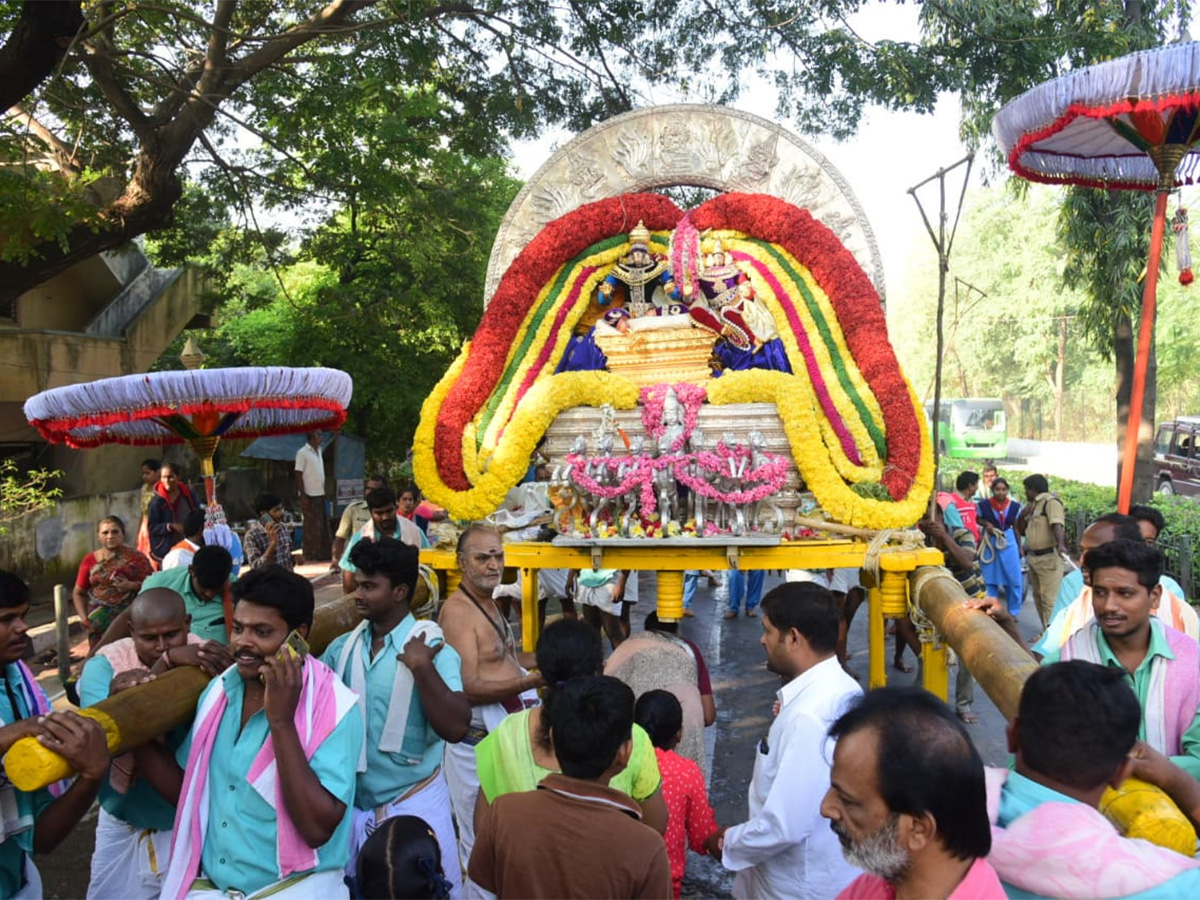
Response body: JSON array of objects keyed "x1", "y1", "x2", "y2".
[
  {"x1": 1006, "y1": 438, "x2": 1117, "y2": 486},
  {"x1": 35, "y1": 567, "x2": 1045, "y2": 899}
]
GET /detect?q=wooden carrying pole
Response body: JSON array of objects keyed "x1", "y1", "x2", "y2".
[
  {"x1": 5, "y1": 593, "x2": 363, "y2": 791},
  {"x1": 910, "y1": 566, "x2": 1039, "y2": 719}
]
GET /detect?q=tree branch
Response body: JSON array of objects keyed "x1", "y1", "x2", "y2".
[
  {"x1": 0, "y1": 0, "x2": 84, "y2": 112},
  {"x1": 5, "y1": 104, "x2": 82, "y2": 176}
]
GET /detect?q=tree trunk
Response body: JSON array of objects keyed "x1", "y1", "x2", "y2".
[
  {"x1": 0, "y1": 1, "x2": 83, "y2": 113},
  {"x1": 1055, "y1": 315, "x2": 1066, "y2": 440}
]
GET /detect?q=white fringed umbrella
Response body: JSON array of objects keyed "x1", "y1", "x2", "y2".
[
  {"x1": 993, "y1": 42, "x2": 1200, "y2": 511},
  {"x1": 24, "y1": 366, "x2": 353, "y2": 502}
]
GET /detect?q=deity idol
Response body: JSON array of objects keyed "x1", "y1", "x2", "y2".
[
  {"x1": 687, "y1": 242, "x2": 792, "y2": 374},
  {"x1": 556, "y1": 221, "x2": 680, "y2": 371}
]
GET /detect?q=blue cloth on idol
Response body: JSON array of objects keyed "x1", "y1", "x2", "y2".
[
  {"x1": 555, "y1": 330, "x2": 609, "y2": 372},
  {"x1": 713, "y1": 338, "x2": 792, "y2": 374}
]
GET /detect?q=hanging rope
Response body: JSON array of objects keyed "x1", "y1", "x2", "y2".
[{"x1": 977, "y1": 527, "x2": 1008, "y2": 566}]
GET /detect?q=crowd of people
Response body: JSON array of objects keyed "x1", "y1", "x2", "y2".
[{"x1": 4, "y1": 453, "x2": 1200, "y2": 900}]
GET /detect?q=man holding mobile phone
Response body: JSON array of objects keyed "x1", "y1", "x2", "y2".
[{"x1": 136, "y1": 565, "x2": 363, "y2": 899}]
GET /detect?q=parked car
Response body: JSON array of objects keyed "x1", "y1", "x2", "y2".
[{"x1": 1154, "y1": 416, "x2": 1200, "y2": 495}]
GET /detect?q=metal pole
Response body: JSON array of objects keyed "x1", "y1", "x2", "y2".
[
  {"x1": 1118, "y1": 180, "x2": 1174, "y2": 511},
  {"x1": 53, "y1": 585, "x2": 70, "y2": 688}
]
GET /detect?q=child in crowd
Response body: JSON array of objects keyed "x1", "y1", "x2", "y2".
[
  {"x1": 354, "y1": 815, "x2": 453, "y2": 900},
  {"x1": 635, "y1": 690, "x2": 720, "y2": 899}
]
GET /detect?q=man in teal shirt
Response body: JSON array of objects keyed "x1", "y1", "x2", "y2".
[
  {"x1": 324, "y1": 538, "x2": 469, "y2": 894},
  {"x1": 136, "y1": 565, "x2": 363, "y2": 898},
  {"x1": 0, "y1": 571, "x2": 110, "y2": 899},
  {"x1": 95, "y1": 546, "x2": 232, "y2": 651},
  {"x1": 79, "y1": 588, "x2": 233, "y2": 899},
  {"x1": 990, "y1": 661, "x2": 1200, "y2": 898},
  {"x1": 1042, "y1": 539, "x2": 1200, "y2": 782}
]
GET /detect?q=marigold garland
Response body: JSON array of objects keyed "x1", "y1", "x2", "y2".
[
  {"x1": 415, "y1": 189, "x2": 932, "y2": 529},
  {"x1": 433, "y1": 194, "x2": 683, "y2": 490}
]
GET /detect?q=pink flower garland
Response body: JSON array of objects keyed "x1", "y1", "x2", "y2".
[
  {"x1": 565, "y1": 443, "x2": 789, "y2": 517},
  {"x1": 639, "y1": 382, "x2": 707, "y2": 452}
]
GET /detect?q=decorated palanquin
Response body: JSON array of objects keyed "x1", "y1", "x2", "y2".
[{"x1": 414, "y1": 188, "x2": 933, "y2": 534}]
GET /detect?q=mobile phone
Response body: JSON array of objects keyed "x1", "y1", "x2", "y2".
[{"x1": 277, "y1": 629, "x2": 310, "y2": 661}]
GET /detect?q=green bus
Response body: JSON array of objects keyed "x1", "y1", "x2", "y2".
[{"x1": 924, "y1": 398, "x2": 1007, "y2": 459}]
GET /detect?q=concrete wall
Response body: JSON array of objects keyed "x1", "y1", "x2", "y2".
[
  {"x1": 0, "y1": 268, "x2": 204, "y2": 402},
  {"x1": 0, "y1": 489, "x2": 142, "y2": 599}
]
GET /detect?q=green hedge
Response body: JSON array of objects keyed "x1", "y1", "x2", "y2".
[{"x1": 935, "y1": 457, "x2": 1200, "y2": 545}]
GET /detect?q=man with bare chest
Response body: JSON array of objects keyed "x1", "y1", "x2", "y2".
[{"x1": 439, "y1": 525, "x2": 543, "y2": 883}]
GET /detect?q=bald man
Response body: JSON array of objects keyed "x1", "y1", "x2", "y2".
[{"x1": 79, "y1": 588, "x2": 232, "y2": 899}]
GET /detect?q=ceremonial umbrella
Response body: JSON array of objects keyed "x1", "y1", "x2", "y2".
[
  {"x1": 23, "y1": 365, "x2": 353, "y2": 503},
  {"x1": 993, "y1": 42, "x2": 1200, "y2": 511}
]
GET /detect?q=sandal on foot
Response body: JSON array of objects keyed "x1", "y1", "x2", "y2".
[
  {"x1": 957, "y1": 710, "x2": 979, "y2": 724},
  {"x1": 893, "y1": 659, "x2": 914, "y2": 674},
  {"x1": 745, "y1": 609, "x2": 758, "y2": 618},
  {"x1": 723, "y1": 610, "x2": 738, "y2": 619}
]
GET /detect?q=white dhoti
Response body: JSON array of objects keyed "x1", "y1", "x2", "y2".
[
  {"x1": 183, "y1": 868, "x2": 347, "y2": 899},
  {"x1": 11, "y1": 857, "x2": 41, "y2": 900},
  {"x1": 444, "y1": 694, "x2": 536, "y2": 892},
  {"x1": 87, "y1": 807, "x2": 172, "y2": 899},
  {"x1": 349, "y1": 770, "x2": 461, "y2": 899}
]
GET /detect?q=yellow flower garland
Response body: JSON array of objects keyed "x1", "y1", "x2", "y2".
[
  {"x1": 418, "y1": 370, "x2": 640, "y2": 520},
  {"x1": 713, "y1": 231, "x2": 885, "y2": 483},
  {"x1": 477, "y1": 245, "x2": 626, "y2": 458},
  {"x1": 707, "y1": 371, "x2": 931, "y2": 529}
]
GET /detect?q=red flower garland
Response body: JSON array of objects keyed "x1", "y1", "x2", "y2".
[
  {"x1": 434, "y1": 193, "x2": 683, "y2": 490},
  {"x1": 690, "y1": 193, "x2": 922, "y2": 499}
]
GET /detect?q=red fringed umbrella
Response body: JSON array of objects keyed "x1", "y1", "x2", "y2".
[
  {"x1": 993, "y1": 42, "x2": 1200, "y2": 511},
  {"x1": 23, "y1": 366, "x2": 353, "y2": 503}
]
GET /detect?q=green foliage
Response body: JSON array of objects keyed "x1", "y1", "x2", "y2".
[{"x1": 0, "y1": 458, "x2": 62, "y2": 537}]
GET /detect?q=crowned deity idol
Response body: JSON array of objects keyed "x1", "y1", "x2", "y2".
[
  {"x1": 555, "y1": 221, "x2": 682, "y2": 371},
  {"x1": 686, "y1": 241, "x2": 792, "y2": 374}
]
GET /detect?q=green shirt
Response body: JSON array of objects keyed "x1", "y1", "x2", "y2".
[
  {"x1": 475, "y1": 708, "x2": 660, "y2": 803},
  {"x1": 140, "y1": 567, "x2": 227, "y2": 643},
  {"x1": 1042, "y1": 619, "x2": 1200, "y2": 778},
  {"x1": 174, "y1": 669, "x2": 362, "y2": 895}
]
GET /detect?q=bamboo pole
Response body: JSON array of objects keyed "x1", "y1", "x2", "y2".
[
  {"x1": 910, "y1": 566, "x2": 1038, "y2": 719},
  {"x1": 5, "y1": 593, "x2": 363, "y2": 791}
]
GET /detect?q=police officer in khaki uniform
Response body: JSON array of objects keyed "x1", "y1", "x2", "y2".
[{"x1": 1019, "y1": 473, "x2": 1068, "y2": 630}]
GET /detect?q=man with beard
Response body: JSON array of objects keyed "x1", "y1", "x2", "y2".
[
  {"x1": 820, "y1": 688, "x2": 1002, "y2": 899},
  {"x1": 340, "y1": 487, "x2": 426, "y2": 596},
  {"x1": 323, "y1": 538, "x2": 470, "y2": 896},
  {"x1": 439, "y1": 525, "x2": 542, "y2": 886},
  {"x1": 709, "y1": 582, "x2": 861, "y2": 899}
]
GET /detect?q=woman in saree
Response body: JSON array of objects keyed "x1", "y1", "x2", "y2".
[
  {"x1": 976, "y1": 476, "x2": 1025, "y2": 616},
  {"x1": 72, "y1": 515, "x2": 153, "y2": 645}
]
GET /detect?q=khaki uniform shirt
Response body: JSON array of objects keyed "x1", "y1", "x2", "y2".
[{"x1": 1025, "y1": 492, "x2": 1065, "y2": 551}]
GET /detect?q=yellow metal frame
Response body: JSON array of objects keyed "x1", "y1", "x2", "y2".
[{"x1": 423, "y1": 540, "x2": 948, "y2": 698}]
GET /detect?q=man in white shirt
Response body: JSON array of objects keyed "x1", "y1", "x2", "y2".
[
  {"x1": 712, "y1": 581, "x2": 862, "y2": 899},
  {"x1": 294, "y1": 430, "x2": 331, "y2": 563}
]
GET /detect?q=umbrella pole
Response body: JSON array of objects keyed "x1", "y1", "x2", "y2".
[
  {"x1": 189, "y1": 437, "x2": 221, "y2": 505},
  {"x1": 1118, "y1": 177, "x2": 1173, "y2": 513}
]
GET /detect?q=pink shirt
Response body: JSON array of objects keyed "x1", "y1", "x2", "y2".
[{"x1": 837, "y1": 857, "x2": 1006, "y2": 900}]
